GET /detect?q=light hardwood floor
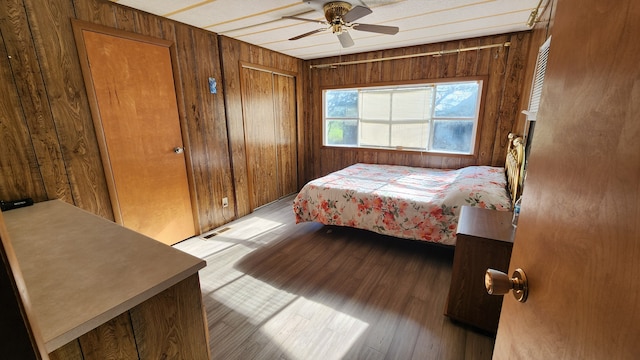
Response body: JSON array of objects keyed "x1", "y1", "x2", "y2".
[{"x1": 174, "y1": 195, "x2": 495, "y2": 360}]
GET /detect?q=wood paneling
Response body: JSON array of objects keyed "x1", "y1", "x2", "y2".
[
  {"x1": 129, "y1": 274, "x2": 209, "y2": 360},
  {"x1": 0, "y1": 0, "x2": 71, "y2": 203},
  {"x1": 239, "y1": 67, "x2": 298, "y2": 210},
  {"x1": 241, "y1": 67, "x2": 280, "y2": 209},
  {"x1": 220, "y1": 36, "x2": 305, "y2": 218},
  {"x1": 0, "y1": 32, "x2": 46, "y2": 203},
  {"x1": 1, "y1": 0, "x2": 536, "y2": 228},
  {"x1": 273, "y1": 74, "x2": 298, "y2": 197},
  {"x1": 47, "y1": 274, "x2": 209, "y2": 360},
  {"x1": 0, "y1": 0, "x2": 234, "y2": 233},
  {"x1": 48, "y1": 342, "x2": 82, "y2": 360},
  {"x1": 303, "y1": 32, "x2": 532, "y2": 182},
  {"x1": 77, "y1": 312, "x2": 137, "y2": 360},
  {"x1": 173, "y1": 25, "x2": 233, "y2": 232},
  {"x1": 22, "y1": 0, "x2": 113, "y2": 219}
]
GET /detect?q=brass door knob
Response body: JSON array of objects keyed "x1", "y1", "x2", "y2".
[{"x1": 485, "y1": 268, "x2": 528, "y2": 303}]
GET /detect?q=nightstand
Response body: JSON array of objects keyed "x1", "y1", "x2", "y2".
[{"x1": 445, "y1": 206, "x2": 515, "y2": 333}]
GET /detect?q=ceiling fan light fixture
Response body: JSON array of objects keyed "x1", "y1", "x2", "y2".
[{"x1": 284, "y1": 1, "x2": 399, "y2": 48}]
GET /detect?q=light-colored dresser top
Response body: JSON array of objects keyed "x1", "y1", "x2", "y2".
[{"x1": 3, "y1": 200, "x2": 205, "y2": 352}]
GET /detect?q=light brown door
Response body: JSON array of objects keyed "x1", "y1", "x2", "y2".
[
  {"x1": 493, "y1": 0, "x2": 640, "y2": 358},
  {"x1": 74, "y1": 23, "x2": 195, "y2": 245},
  {"x1": 241, "y1": 66, "x2": 297, "y2": 210}
]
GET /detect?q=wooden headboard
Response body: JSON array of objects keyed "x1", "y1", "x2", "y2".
[{"x1": 505, "y1": 133, "x2": 525, "y2": 205}]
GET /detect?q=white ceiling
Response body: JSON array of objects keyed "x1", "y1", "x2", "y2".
[{"x1": 110, "y1": 0, "x2": 541, "y2": 60}]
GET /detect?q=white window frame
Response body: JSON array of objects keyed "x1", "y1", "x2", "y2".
[{"x1": 322, "y1": 78, "x2": 484, "y2": 155}]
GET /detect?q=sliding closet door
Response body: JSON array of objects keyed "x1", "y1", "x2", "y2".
[
  {"x1": 273, "y1": 74, "x2": 298, "y2": 197},
  {"x1": 241, "y1": 67, "x2": 279, "y2": 209},
  {"x1": 241, "y1": 66, "x2": 298, "y2": 210},
  {"x1": 74, "y1": 22, "x2": 195, "y2": 245}
]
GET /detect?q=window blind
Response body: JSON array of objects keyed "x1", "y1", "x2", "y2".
[{"x1": 523, "y1": 36, "x2": 552, "y2": 121}]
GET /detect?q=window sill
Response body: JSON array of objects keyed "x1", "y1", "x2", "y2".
[{"x1": 321, "y1": 145, "x2": 477, "y2": 159}]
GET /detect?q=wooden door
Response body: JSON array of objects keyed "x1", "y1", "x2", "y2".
[
  {"x1": 241, "y1": 67, "x2": 279, "y2": 209},
  {"x1": 273, "y1": 73, "x2": 298, "y2": 197},
  {"x1": 241, "y1": 66, "x2": 298, "y2": 210},
  {"x1": 493, "y1": 0, "x2": 640, "y2": 358},
  {"x1": 74, "y1": 23, "x2": 195, "y2": 245}
]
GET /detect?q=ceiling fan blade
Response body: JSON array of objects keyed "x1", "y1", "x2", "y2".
[
  {"x1": 342, "y1": 5, "x2": 372, "y2": 23},
  {"x1": 352, "y1": 23, "x2": 399, "y2": 35},
  {"x1": 337, "y1": 31, "x2": 354, "y2": 48},
  {"x1": 289, "y1": 28, "x2": 326, "y2": 41},
  {"x1": 282, "y1": 15, "x2": 326, "y2": 24}
]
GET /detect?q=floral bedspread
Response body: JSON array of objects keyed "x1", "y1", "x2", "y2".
[{"x1": 292, "y1": 163, "x2": 511, "y2": 246}]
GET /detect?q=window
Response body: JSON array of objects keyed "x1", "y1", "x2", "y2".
[
  {"x1": 523, "y1": 36, "x2": 551, "y2": 121},
  {"x1": 323, "y1": 79, "x2": 483, "y2": 154}
]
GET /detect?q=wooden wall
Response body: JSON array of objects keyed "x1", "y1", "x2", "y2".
[
  {"x1": 0, "y1": 0, "x2": 234, "y2": 233},
  {"x1": 0, "y1": 0, "x2": 538, "y2": 227},
  {"x1": 219, "y1": 36, "x2": 305, "y2": 218},
  {"x1": 302, "y1": 32, "x2": 532, "y2": 182}
]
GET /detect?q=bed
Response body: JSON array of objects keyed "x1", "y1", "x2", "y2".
[{"x1": 292, "y1": 134, "x2": 525, "y2": 246}]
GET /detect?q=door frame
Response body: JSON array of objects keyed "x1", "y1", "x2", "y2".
[{"x1": 71, "y1": 20, "x2": 199, "y2": 231}]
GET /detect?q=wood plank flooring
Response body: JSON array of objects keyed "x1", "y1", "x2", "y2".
[{"x1": 174, "y1": 195, "x2": 495, "y2": 360}]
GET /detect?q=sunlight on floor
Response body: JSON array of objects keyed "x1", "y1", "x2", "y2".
[
  {"x1": 211, "y1": 217, "x2": 284, "y2": 243},
  {"x1": 209, "y1": 274, "x2": 369, "y2": 360},
  {"x1": 211, "y1": 274, "x2": 297, "y2": 324},
  {"x1": 175, "y1": 216, "x2": 286, "y2": 257},
  {"x1": 261, "y1": 296, "x2": 369, "y2": 360}
]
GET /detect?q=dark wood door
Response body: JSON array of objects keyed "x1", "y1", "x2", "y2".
[
  {"x1": 241, "y1": 67, "x2": 279, "y2": 209},
  {"x1": 273, "y1": 73, "x2": 298, "y2": 197},
  {"x1": 241, "y1": 66, "x2": 297, "y2": 210},
  {"x1": 74, "y1": 23, "x2": 195, "y2": 245},
  {"x1": 493, "y1": 0, "x2": 640, "y2": 358}
]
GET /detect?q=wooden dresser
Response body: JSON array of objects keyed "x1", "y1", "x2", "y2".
[
  {"x1": 445, "y1": 206, "x2": 515, "y2": 333},
  {"x1": 3, "y1": 200, "x2": 210, "y2": 359}
]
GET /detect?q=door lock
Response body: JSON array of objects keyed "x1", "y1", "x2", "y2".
[
  {"x1": 173, "y1": 146, "x2": 184, "y2": 154},
  {"x1": 485, "y1": 268, "x2": 529, "y2": 303}
]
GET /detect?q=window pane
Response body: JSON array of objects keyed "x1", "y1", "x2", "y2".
[
  {"x1": 434, "y1": 82, "x2": 479, "y2": 118},
  {"x1": 391, "y1": 123, "x2": 429, "y2": 148},
  {"x1": 431, "y1": 120, "x2": 474, "y2": 153},
  {"x1": 392, "y1": 88, "x2": 432, "y2": 121},
  {"x1": 323, "y1": 80, "x2": 482, "y2": 153},
  {"x1": 361, "y1": 91, "x2": 390, "y2": 120},
  {"x1": 326, "y1": 90, "x2": 358, "y2": 118},
  {"x1": 326, "y1": 119, "x2": 358, "y2": 145},
  {"x1": 360, "y1": 122, "x2": 389, "y2": 147}
]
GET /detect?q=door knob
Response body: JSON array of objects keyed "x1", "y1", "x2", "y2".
[
  {"x1": 485, "y1": 268, "x2": 529, "y2": 303},
  {"x1": 173, "y1": 146, "x2": 184, "y2": 154}
]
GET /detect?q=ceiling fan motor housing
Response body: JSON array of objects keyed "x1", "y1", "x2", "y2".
[
  {"x1": 289, "y1": 1, "x2": 397, "y2": 46},
  {"x1": 324, "y1": 1, "x2": 352, "y2": 24}
]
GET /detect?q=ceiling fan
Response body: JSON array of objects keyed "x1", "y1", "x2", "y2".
[{"x1": 283, "y1": 1, "x2": 399, "y2": 48}]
